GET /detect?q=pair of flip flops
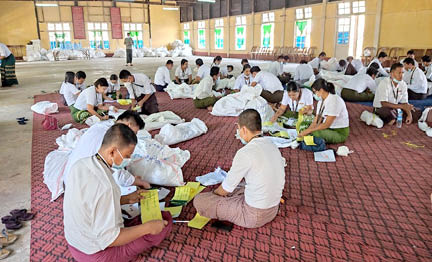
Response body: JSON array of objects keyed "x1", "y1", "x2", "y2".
[
  {"x1": 16, "y1": 117, "x2": 29, "y2": 125},
  {"x1": 0, "y1": 228, "x2": 18, "y2": 260},
  {"x1": 1, "y1": 209, "x2": 35, "y2": 231}
]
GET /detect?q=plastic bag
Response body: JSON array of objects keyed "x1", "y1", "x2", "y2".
[
  {"x1": 165, "y1": 82, "x2": 195, "y2": 99},
  {"x1": 31, "y1": 101, "x2": 59, "y2": 115},
  {"x1": 154, "y1": 118, "x2": 208, "y2": 145},
  {"x1": 360, "y1": 111, "x2": 384, "y2": 129},
  {"x1": 143, "y1": 111, "x2": 185, "y2": 131},
  {"x1": 43, "y1": 150, "x2": 71, "y2": 201},
  {"x1": 195, "y1": 167, "x2": 227, "y2": 186}
]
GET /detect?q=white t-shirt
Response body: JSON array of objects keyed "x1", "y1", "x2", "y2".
[
  {"x1": 64, "y1": 156, "x2": 123, "y2": 254},
  {"x1": 373, "y1": 77, "x2": 409, "y2": 108},
  {"x1": 221, "y1": 137, "x2": 285, "y2": 209},
  {"x1": 0, "y1": 43, "x2": 12, "y2": 57},
  {"x1": 196, "y1": 64, "x2": 211, "y2": 80},
  {"x1": 175, "y1": 66, "x2": 192, "y2": 80},
  {"x1": 425, "y1": 64, "x2": 432, "y2": 81},
  {"x1": 154, "y1": 66, "x2": 171, "y2": 86},
  {"x1": 252, "y1": 71, "x2": 283, "y2": 93},
  {"x1": 211, "y1": 63, "x2": 228, "y2": 77},
  {"x1": 351, "y1": 59, "x2": 364, "y2": 73},
  {"x1": 308, "y1": 57, "x2": 321, "y2": 70},
  {"x1": 268, "y1": 61, "x2": 283, "y2": 76},
  {"x1": 193, "y1": 75, "x2": 214, "y2": 99},
  {"x1": 294, "y1": 64, "x2": 314, "y2": 81},
  {"x1": 400, "y1": 59, "x2": 419, "y2": 68},
  {"x1": 126, "y1": 73, "x2": 155, "y2": 99},
  {"x1": 60, "y1": 82, "x2": 80, "y2": 106},
  {"x1": 368, "y1": 58, "x2": 389, "y2": 77},
  {"x1": 74, "y1": 85, "x2": 103, "y2": 111},
  {"x1": 234, "y1": 73, "x2": 252, "y2": 90},
  {"x1": 106, "y1": 81, "x2": 120, "y2": 94},
  {"x1": 76, "y1": 83, "x2": 86, "y2": 91},
  {"x1": 281, "y1": 88, "x2": 313, "y2": 112},
  {"x1": 316, "y1": 93, "x2": 349, "y2": 129},
  {"x1": 402, "y1": 67, "x2": 428, "y2": 94},
  {"x1": 344, "y1": 73, "x2": 377, "y2": 93}
]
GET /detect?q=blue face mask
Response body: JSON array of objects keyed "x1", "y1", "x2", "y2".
[
  {"x1": 112, "y1": 149, "x2": 132, "y2": 170},
  {"x1": 236, "y1": 129, "x2": 248, "y2": 145},
  {"x1": 313, "y1": 94, "x2": 322, "y2": 101},
  {"x1": 392, "y1": 78, "x2": 401, "y2": 84}
]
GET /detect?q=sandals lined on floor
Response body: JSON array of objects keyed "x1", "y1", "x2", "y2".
[
  {"x1": 0, "y1": 229, "x2": 17, "y2": 246},
  {"x1": 0, "y1": 246, "x2": 11, "y2": 260},
  {"x1": 1, "y1": 209, "x2": 35, "y2": 231}
]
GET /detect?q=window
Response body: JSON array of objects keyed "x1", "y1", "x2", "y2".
[
  {"x1": 296, "y1": 7, "x2": 312, "y2": 20},
  {"x1": 88, "y1": 22, "x2": 109, "y2": 49},
  {"x1": 198, "y1": 21, "x2": 206, "y2": 49},
  {"x1": 352, "y1": 1, "x2": 365, "y2": 14},
  {"x1": 214, "y1": 19, "x2": 224, "y2": 49},
  {"x1": 337, "y1": 18, "x2": 350, "y2": 44},
  {"x1": 261, "y1": 12, "x2": 275, "y2": 49},
  {"x1": 262, "y1": 12, "x2": 275, "y2": 23},
  {"x1": 183, "y1": 23, "x2": 190, "y2": 45},
  {"x1": 305, "y1": 7, "x2": 312, "y2": 18},
  {"x1": 123, "y1": 23, "x2": 143, "y2": 49},
  {"x1": 235, "y1": 16, "x2": 247, "y2": 50},
  {"x1": 338, "y1": 2, "x2": 351, "y2": 15},
  {"x1": 48, "y1": 23, "x2": 72, "y2": 49},
  {"x1": 294, "y1": 8, "x2": 312, "y2": 49}
]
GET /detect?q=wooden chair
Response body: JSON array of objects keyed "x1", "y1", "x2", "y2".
[
  {"x1": 412, "y1": 49, "x2": 426, "y2": 62},
  {"x1": 249, "y1": 46, "x2": 259, "y2": 60},
  {"x1": 425, "y1": 49, "x2": 432, "y2": 57},
  {"x1": 361, "y1": 47, "x2": 376, "y2": 66},
  {"x1": 388, "y1": 47, "x2": 403, "y2": 65}
]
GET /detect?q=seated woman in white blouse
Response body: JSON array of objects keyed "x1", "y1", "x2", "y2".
[
  {"x1": 298, "y1": 79, "x2": 350, "y2": 144},
  {"x1": 270, "y1": 81, "x2": 314, "y2": 122},
  {"x1": 233, "y1": 64, "x2": 252, "y2": 91}
]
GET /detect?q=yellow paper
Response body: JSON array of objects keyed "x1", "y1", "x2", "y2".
[
  {"x1": 117, "y1": 99, "x2": 132, "y2": 105},
  {"x1": 188, "y1": 213, "x2": 211, "y2": 229},
  {"x1": 263, "y1": 121, "x2": 273, "y2": 127},
  {"x1": 188, "y1": 186, "x2": 205, "y2": 202},
  {"x1": 164, "y1": 206, "x2": 182, "y2": 218},
  {"x1": 140, "y1": 190, "x2": 162, "y2": 223},
  {"x1": 402, "y1": 142, "x2": 425, "y2": 149},
  {"x1": 185, "y1": 182, "x2": 205, "y2": 202},
  {"x1": 172, "y1": 186, "x2": 191, "y2": 203},
  {"x1": 304, "y1": 136, "x2": 316, "y2": 146},
  {"x1": 186, "y1": 182, "x2": 200, "y2": 191}
]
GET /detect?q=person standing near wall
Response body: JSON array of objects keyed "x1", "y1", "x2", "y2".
[
  {"x1": 0, "y1": 42, "x2": 18, "y2": 87},
  {"x1": 124, "y1": 33, "x2": 134, "y2": 66}
]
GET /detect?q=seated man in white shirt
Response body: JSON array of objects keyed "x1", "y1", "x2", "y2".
[
  {"x1": 369, "y1": 52, "x2": 389, "y2": 77},
  {"x1": 175, "y1": 59, "x2": 192, "y2": 84},
  {"x1": 403, "y1": 57, "x2": 428, "y2": 100},
  {"x1": 104, "y1": 74, "x2": 121, "y2": 101},
  {"x1": 193, "y1": 66, "x2": 220, "y2": 110},
  {"x1": 345, "y1": 56, "x2": 364, "y2": 75},
  {"x1": 154, "y1": 60, "x2": 173, "y2": 92},
  {"x1": 421, "y1": 55, "x2": 432, "y2": 82},
  {"x1": 268, "y1": 55, "x2": 291, "y2": 84},
  {"x1": 64, "y1": 124, "x2": 172, "y2": 262},
  {"x1": 75, "y1": 71, "x2": 87, "y2": 91},
  {"x1": 120, "y1": 70, "x2": 159, "y2": 115},
  {"x1": 373, "y1": 63, "x2": 416, "y2": 126},
  {"x1": 193, "y1": 109, "x2": 285, "y2": 228},
  {"x1": 308, "y1": 52, "x2": 326, "y2": 75},
  {"x1": 341, "y1": 67, "x2": 378, "y2": 102},
  {"x1": 400, "y1": 50, "x2": 419, "y2": 67},
  {"x1": 294, "y1": 60, "x2": 314, "y2": 84},
  {"x1": 250, "y1": 66, "x2": 284, "y2": 104},
  {"x1": 192, "y1": 58, "x2": 211, "y2": 84}
]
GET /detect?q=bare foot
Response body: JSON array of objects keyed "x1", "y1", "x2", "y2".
[
  {"x1": 388, "y1": 119, "x2": 396, "y2": 126},
  {"x1": 207, "y1": 106, "x2": 213, "y2": 111},
  {"x1": 130, "y1": 64, "x2": 134, "y2": 66}
]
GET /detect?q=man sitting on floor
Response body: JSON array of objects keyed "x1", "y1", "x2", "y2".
[
  {"x1": 345, "y1": 56, "x2": 364, "y2": 75},
  {"x1": 154, "y1": 60, "x2": 173, "y2": 92},
  {"x1": 64, "y1": 124, "x2": 172, "y2": 262},
  {"x1": 403, "y1": 58, "x2": 428, "y2": 100},
  {"x1": 294, "y1": 60, "x2": 314, "y2": 85},
  {"x1": 250, "y1": 66, "x2": 284, "y2": 104},
  {"x1": 373, "y1": 63, "x2": 415, "y2": 126},
  {"x1": 400, "y1": 49, "x2": 419, "y2": 67},
  {"x1": 193, "y1": 109, "x2": 285, "y2": 228},
  {"x1": 341, "y1": 67, "x2": 378, "y2": 102},
  {"x1": 192, "y1": 58, "x2": 210, "y2": 84},
  {"x1": 308, "y1": 52, "x2": 326, "y2": 75},
  {"x1": 421, "y1": 55, "x2": 432, "y2": 82},
  {"x1": 193, "y1": 66, "x2": 220, "y2": 111},
  {"x1": 369, "y1": 52, "x2": 389, "y2": 77},
  {"x1": 120, "y1": 70, "x2": 159, "y2": 115}
]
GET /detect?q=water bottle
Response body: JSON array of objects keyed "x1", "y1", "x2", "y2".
[{"x1": 396, "y1": 109, "x2": 403, "y2": 128}]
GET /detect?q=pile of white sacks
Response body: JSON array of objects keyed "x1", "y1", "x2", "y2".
[
  {"x1": 113, "y1": 40, "x2": 193, "y2": 58},
  {"x1": 25, "y1": 46, "x2": 106, "y2": 62}
]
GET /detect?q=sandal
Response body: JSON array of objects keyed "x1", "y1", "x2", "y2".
[
  {"x1": 0, "y1": 246, "x2": 11, "y2": 260},
  {"x1": 10, "y1": 209, "x2": 35, "y2": 222},
  {"x1": 0, "y1": 229, "x2": 17, "y2": 246},
  {"x1": 1, "y1": 217, "x2": 22, "y2": 231}
]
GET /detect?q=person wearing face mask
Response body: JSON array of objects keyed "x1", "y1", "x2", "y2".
[
  {"x1": 250, "y1": 66, "x2": 284, "y2": 104},
  {"x1": 341, "y1": 67, "x2": 378, "y2": 102},
  {"x1": 298, "y1": 79, "x2": 350, "y2": 144},
  {"x1": 268, "y1": 55, "x2": 285, "y2": 77},
  {"x1": 233, "y1": 64, "x2": 252, "y2": 91},
  {"x1": 400, "y1": 50, "x2": 419, "y2": 67},
  {"x1": 193, "y1": 66, "x2": 220, "y2": 110},
  {"x1": 373, "y1": 63, "x2": 417, "y2": 126},
  {"x1": 71, "y1": 78, "x2": 119, "y2": 123},
  {"x1": 270, "y1": 81, "x2": 314, "y2": 122},
  {"x1": 368, "y1": 52, "x2": 389, "y2": 77},
  {"x1": 175, "y1": 59, "x2": 192, "y2": 84},
  {"x1": 294, "y1": 60, "x2": 314, "y2": 84},
  {"x1": 402, "y1": 58, "x2": 428, "y2": 100},
  {"x1": 211, "y1": 55, "x2": 228, "y2": 79},
  {"x1": 193, "y1": 109, "x2": 285, "y2": 228},
  {"x1": 64, "y1": 124, "x2": 172, "y2": 262}
]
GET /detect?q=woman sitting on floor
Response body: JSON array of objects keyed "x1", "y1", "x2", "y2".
[
  {"x1": 270, "y1": 81, "x2": 314, "y2": 122},
  {"x1": 70, "y1": 78, "x2": 118, "y2": 123},
  {"x1": 298, "y1": 79, "x2": 350, "y2": 144},
  {"x1": 60, "y1": 71, "x2": 80, "y2": 107}
]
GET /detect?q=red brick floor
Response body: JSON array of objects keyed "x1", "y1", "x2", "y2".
[{"x1": 30, "y1": 92, "x2": 432, "y2": 262}]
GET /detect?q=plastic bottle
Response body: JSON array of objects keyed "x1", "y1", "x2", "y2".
[{"x1": 396, "y1": 109, "x2": 403, "y2": 128}]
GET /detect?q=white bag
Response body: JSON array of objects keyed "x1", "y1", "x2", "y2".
[
  {"x1": 215, "y1": 78, "x2": 236, "y2": 91},
  {"x1": 31, "y1": 101, "x2": 59, "y2": 115},
  {"x1": 418, "y1": 107, "x2": 432, "y2": 137},
  {"x1": 165, "y1": 82, "x2": 195, "y2": 99},
  {"x1": 55, "y1": 128, "x2": 86, "y2": 150},
  {"x1": 142, "y1": 111, "x2": 185, "y2": 131},
  {"x1": 43, "y1": 150, "x2": 70, "y2": 201},
  {"x1": 360, "y1": 111, "x2": 384, "y2": 129},
  {"x1": 154, "y1": 118, "x2": 208, "y2": 145}
]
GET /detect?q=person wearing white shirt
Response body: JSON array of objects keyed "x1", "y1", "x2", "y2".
[
  {"x1": 0, "y1": 42, "x2": 18, "y2": 87},
  {"x1": 268, "y1": 56, "x2": 285, "y2": 76},
  {"x1": 373, "y1": 63, "x2": 416, "y2": 126},
  {"x1": 154, "y1": 60, "x2": 173, "y2": 92},
  {"x1": 103, "y1": 74, "x2": 121, "y2": 101},
  {"x1": 299, "y1": 79, "x2": 350, "y2": 144},
  {"x1": 402, "y1": 58, "x2": 428, "y2": 100},
  {"x1": 64, "y1": 124, "x2": 172, "y2": 262},
  {"x1": 119, "y1": 70, "x2": 158, "y2": 115},
  {"x1": 175, "y1": 59, "x2": 192, "y2": 84},
  {"x1": 194, "y1": 109, "x2": 285, "y2": 228},
  {"x1": 421, "y1": 55, "x2": 432, "y2": 81},
  {"x1": 71, "y1": 78, "x2": 118, "y2": 123},
  {"x1": 294, "y1": 60, "x2": 314, "y2": 84},
  {"x1": 212, "y1": 55, "x2": 228, "y2": 79},
  {"x1": 345, "y1": 57, "x2": 364, "y2": 75},
  {"x1": 60, "y1": 71, "x2": 80, "y2": 107},
  {"x1": 193, "y1": 67, "x2": 219, "y2": 110},
  {"x1": 308, "y1": 51, "x2": 326, "y2": 75},
  {"x1": 341, "y1": 67, "x2": 378, "y2": 102},
  {"x1": 270, "y1": 82, "x2": 314, "y2": 122},
  {"x1": 193, "y1": 58, "x2": 211, "y2": 84},
  {"x1": 75, "y1": 71, "x2": 87, "y2": 91},
  {"x1": 234, "y1": 64, "x2": 252, "y2": 91},
  {"x1": 368, "y1": 52, "x2": 389, "y2": 77},
  {"x1": 250, "y1": 66, "x2": 284, "y2": 103},
  {"x1": 400, "y1": 50, "x2": 419, "y2": 67}
]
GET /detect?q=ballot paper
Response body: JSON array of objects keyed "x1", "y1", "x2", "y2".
[
  {"x1": 188, "y1": 213, "x2": 211, "y2": 229},
  {"x1": 140, "y1": 190, "x2": 163, "y2": 223},
  {"x1": 304, "y1": 136, "x2": 316, "y2": 146},
  {"x1": 164, "y1": 206, "x2": 182, "y2": 218},
  {"x1": 171, "y1": 186, "x2": 191, "y2": 206},
  {"x1": 314, "y1": 150, "x2": 336, "y2": 162}
]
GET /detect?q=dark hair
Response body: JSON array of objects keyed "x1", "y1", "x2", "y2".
[
  {"x1": 311, "y1": 78, "x2": 335, "y2": 94},
  {"x1": 213, "y1": 55, "x2": 222, "y2": 63},
  {"x1": 94, "y1": 78, "x2": 108, "y2": 88},
  {"x1": 238, "y1": 109, "x2": 262, "y2": 132},
  {"x1": 227, "y1": 65, "x2": 234, "y2": 71},
  {"x1": 299, "y1": 60, "x2": 307, "y2": 64},
  {"x1": 277, "y1": 55, "x2": 284, "y2": 60},
  {"x1": 422, "y1": 55, "x2": 431, "y2": 63},
  {"x1": 250, "y1": 66, "x2": 261, "y2": 74},
  {"x1": 119, "y1": 70, "x2": 132, "y2": 80},
  {"x1": 210, "y1": 66, "x2": 220, "y2": 77},
  {"x1": 76, "y1": 71, "x2": 86, "y2": 80},
  {"x1": 378, "y1": 52, "x2": 388, "y2": 59},
  {"x1": 195, "y1": 58, "x2": 204, "y2": 66},
  {"x1": 390, "y1": 62, "x2": 403, "y2": 72},
  {"x1": 101, "y1": 123, "x2": 137, "y2": 149},
  {"x1": 117, "y1": 110, "x2": 145, "y2": 130},
  {"x1": 403, "y1": 57, "x2": 415, "y2": 65},
  {"x1": 110, "y1": 74, "x2": 118, "y2": 81},
  {"x1": 284, "y1": 56, "x2": 289, "y2": 61},
  {"x1": 346, "y1": 56, "x2": 354, "y2": 61},
  {"x1": 127, "y1": 32, "x2": 130, "y2": 35},
  {"x1": 407, "y1": 49, "x2": 415, "y2": 55},
  {"x1": 242, "y1": 64, "x2": 251, "y2": 73},
  {"x1": 241, "y1": 58, "x2": 249, "y2": 65},
  {"x1": 286, "y1": 81, "x2": 300, "y2": 92},
  {"x1": 339, "y1": 59, "x2": 347, "y2": 67},
  {"x1": 366, "y1": 67, "x2": 378, "y2": 77},
  {"x1": 166, "y1": 60, "x2": 174, "y2": 65},
  {"x1": 64, "y1": 71, "x2": 75, "y2": 85},
  {"x1": 181, "y1": 59, "x2": 188, "y2": 65},
  {"x1": 318, "y1": 52, "x2": 326, "y2": 57},
  {"x1": 369, "y1": 62, "x2": 380, "y2": 71}
]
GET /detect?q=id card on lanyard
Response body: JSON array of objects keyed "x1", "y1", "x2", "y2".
[
  {"x1": 291, "y1": 90, "x2": 302, "y2": 112},
  {"x1": 391, "y1": 81, "x2": 399, "y2": 102},
  {"x1": 316, "y1": 100, "x2": 326, "y2": 124}
]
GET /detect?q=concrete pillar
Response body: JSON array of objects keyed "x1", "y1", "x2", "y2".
[
  {"x1": 373, "y1": 0, "x2": 383, "y2": 49},
  {"x1": 320, "y1": 0, "x2": 328, "y2": 52}
]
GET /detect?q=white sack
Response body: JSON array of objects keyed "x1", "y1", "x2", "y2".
[
  {"x1": 215, "y1": 78, "x2": 236, "y2": 91},
  {"x1": 165, "y1": 82, "x2": 195, "y2": 99},
  {"x1": 43, "y1": 150, "x2": 70, "y2": 201},
  {"x1": 31, "y1": 101, "x2": 59, "y2": 115},
  {"x1": 154, "y1": 118, "x2": 208, "y2": 145},
  {"x1": 142, "y1": 111, "x2": 185, "y2": 131},
  {"x1": 360, "y1": 111, "x2": 384, "y2": 129},
  {"x1": 55, "y1": 128, "x2": 86, "y2": 150}
]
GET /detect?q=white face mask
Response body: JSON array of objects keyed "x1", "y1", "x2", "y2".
[
  {"x1": 236, "y1": 129, "x2": 247, "y2": 145},
  {"x1": 112, "y1": 149, "x2": 132, "y2": 170},
  {"x1": 313, "y1": 94, "x2": 322, "y2": 101},
  {"x1": 392, "y1": 78, "x2": 401, "y2": 84}
]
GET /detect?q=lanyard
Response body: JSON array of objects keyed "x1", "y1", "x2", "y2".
[
  {"x1": 409, "y1": 68, "x2": 416, "y2": 85},
  {"x1": 244, "y1": 75, "x2": 250, "y2": 85},
  {"x1": 96, "y1": 153, "x2": 111, "y2": 169},
  {"x1": 316, "y1": 99, "x2": 326, "y2": 124},
  {"x1": 291, "y1": 89, "x2": 302, "y2": 112},
  {"x1": 390, "y1": 80, "x2": 399, "y2": 101}
]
